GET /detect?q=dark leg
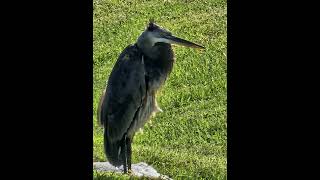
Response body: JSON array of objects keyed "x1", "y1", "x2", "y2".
[
  {"x1": 126, "y1": 137, "x2": 132, "y2": 172},
  {"x1": 121, "y1": 134, "x2": 128, "y2": 173}
]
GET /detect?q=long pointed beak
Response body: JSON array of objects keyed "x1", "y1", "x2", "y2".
[{"x1": 164, "y1": 35, "x2": 205, "y2": 49}]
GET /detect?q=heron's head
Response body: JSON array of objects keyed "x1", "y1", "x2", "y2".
[{"x1": 137, "y1": 20, "x2": 205, "y2": 50}]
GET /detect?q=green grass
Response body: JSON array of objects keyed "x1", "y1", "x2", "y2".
[{"x1": 93, "y1": 0, "x2": 227, "y2": 179}]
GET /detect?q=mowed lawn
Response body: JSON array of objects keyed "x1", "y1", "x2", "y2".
[{"x1": 93, "y1": 0, "x2": 227, "y2": 179}]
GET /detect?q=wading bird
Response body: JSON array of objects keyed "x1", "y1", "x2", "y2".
[{"x1": 98, "y1": 20, "x2": 204, "y2": 173}]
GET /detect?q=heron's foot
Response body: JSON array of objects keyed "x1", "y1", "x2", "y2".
[{"x1": 122, "y1": 169, "x2": 132, "y2": 175}]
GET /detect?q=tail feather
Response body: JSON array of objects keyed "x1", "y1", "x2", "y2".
[{"x1": 104, "y1": 130, "x2": 123, "y2": 167}]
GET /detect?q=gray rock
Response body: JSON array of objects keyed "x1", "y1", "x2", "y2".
[{"x1": 93, "y1": 162, "x2": 172, "y2": 179}]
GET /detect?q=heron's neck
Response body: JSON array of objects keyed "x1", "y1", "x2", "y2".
[{"x1": 137, "y1": 43, "x2": 174, "y2": 75}]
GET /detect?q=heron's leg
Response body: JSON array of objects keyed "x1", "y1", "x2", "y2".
[
  {"x1": 121, "y1": 134, "x2": 128, "y2": 174},
  {"x1": 126, "y1": 137, "x2": 132, "y2": 172}
]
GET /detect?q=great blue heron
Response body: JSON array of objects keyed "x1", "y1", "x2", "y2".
[{"x1": 98, "y1": 20, "x2": 204, "y2": 174}]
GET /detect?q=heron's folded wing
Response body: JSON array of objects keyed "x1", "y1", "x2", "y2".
[{"x1": 99, "y1": 45, "x2": 146, "y2": 142}]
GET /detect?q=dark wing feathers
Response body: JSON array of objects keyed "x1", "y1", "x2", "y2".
[{"x1": 99, "y1": 45, "x2": 146, "y2": 142}]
